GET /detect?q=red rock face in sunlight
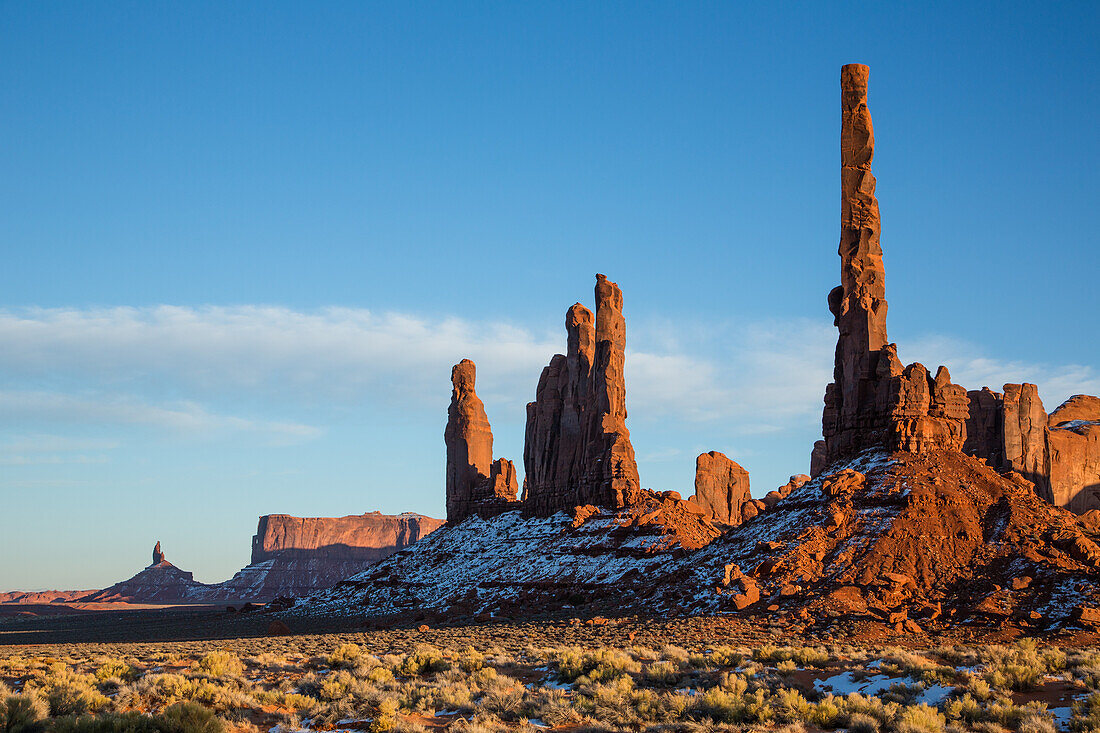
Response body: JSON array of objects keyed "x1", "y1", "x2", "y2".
[
  {"x1": 444, "y1": 359, "x2": 520, "y2": 522},
  {"x1": 964, "y1": 387, "x2": 1100, "y2": 514},
  {"x1": 523, "y1": 274, "x2": 641, "y2": 515},
  {"x1": 818, "y1": 64, "x2": 968, "y2": 472},
  {"x1": 1048, "y1": 396, "x2": 1100, "y2": 513},
  {"x1": 690, "y1": 451, "x2": 750, "y2": 524}
]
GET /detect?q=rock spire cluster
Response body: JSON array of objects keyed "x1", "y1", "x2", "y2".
[
  {"x1": 817, "y1": 64, "x2": 968, "y2": 473},
  {"x1": 444, "y1": 359, "x2": 519, "y2": 523},
  {"x1": 524, "y1": 274, "x2": 641, "y2": 515},
  {"x1": 445, "y1": 274, "x2": 651, "y2": 522}
]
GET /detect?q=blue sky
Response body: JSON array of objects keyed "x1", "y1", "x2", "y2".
[{"x1": 2, "y1": 2, "x2": 1098, "y2": 590}]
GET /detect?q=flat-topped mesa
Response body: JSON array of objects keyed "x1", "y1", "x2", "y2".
[
  {"x1": 152, "y1": 541, "x2": 165, "y2": 566},
  {"x1": 524, "y1": 274, "x2": 641, "y2": 515},
  {"x1": 817, "y1": 65, "x2": 967, "y2": 472},
  {"x1": 444, "y1": 359, "x2": 519, "y2": 523}
]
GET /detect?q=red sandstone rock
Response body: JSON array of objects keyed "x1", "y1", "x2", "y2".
[
  {"x1": 965, "y1": 386, "x2": 1100, "y2": 512},
  {"x1": 152, "y1": 541, "x2": 165, "y2": 566},
  {"x1": 251, "y1": 512, "x2": 444, "y2": 564},
  {"x1": 819, "y1": 65, "x2": 967, "y2": 468},
  {"x1": 524, "y1": 275, "x2": 641, "y2": 515},
  {"x1": 690, "y1": 451, "x2": 750, "y2": 524},
  {"x1": 1048, "y1": 396, "x2": 1100, "y2": 513},
  {"x1": 445, "y1": 359, "x2": 520, "y2": 522}
]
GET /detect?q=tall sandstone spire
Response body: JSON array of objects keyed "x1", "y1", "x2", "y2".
[
  {"x1": 818, "y1": 65, "x2": 968, "y2": 472},
  {"x1": 524, "y1": 274, "x2": 640, "y2": 515},
  {"x1": 444, "y1": 359, "x2": 518, "y2": 523}
]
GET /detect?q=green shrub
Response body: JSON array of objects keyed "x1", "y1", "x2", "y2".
[
  {"x1": 159, "y1": 703, "x2": 226, "y2": 733},
  {"x1": 708, "y1": 646, "x2": 744, "y2": 667},
  {"x1": 895, "y1": 703, "x2": 946, "y2": 733},
  {"x1": 193, "y1": 653, "x2": 243, "y2": 679},
  {"x1": 847, "y1": 712, "x2": 880, "y2": 733},
  {"x1": 641, "y1": 661, "x2": 680, "y2": 686},
  {"x1": 455, "y1": 648, "x2": 484, "y2": 673},
  {"x1": 552, "y1": 648, "x2": 639, "y2": 684},
  {"x1": 326, "y1": 644, "x2": 360, "y2": 669},
  {"x1": 93, "y1": 660, "x2": 136, "y2": 683},
  {"x1": 45, "y1": 683, "x2": 108, "y2": 717},
  {"x1": 397, "y1": 646, "x2": 447, "y2": 677}
]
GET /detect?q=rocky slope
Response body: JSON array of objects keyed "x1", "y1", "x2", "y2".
[
  {"x1": 303, "y1": 492, "x2": 723, "y2": 622},
  {"x1": 653, "y1": 449, "x2": 1100, "y2": 631}
]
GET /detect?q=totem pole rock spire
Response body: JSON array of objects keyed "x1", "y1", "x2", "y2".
[
  {"x1": 836, "y1": 63, "x2": 888, "y2": 399},
  {"x1": 152, "y1": 541, "x2": 165, "y2": 566},
  {"x1": 818, "y1": 65, "x2": 968, "y2": 472}
]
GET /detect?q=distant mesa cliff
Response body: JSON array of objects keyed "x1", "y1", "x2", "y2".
[{"x1": 74, "y1": 511, "x2": 443, "y2": 605}]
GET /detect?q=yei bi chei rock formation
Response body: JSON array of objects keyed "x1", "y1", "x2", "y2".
[
  {"x1": 446, "y1": 273, "x2": 748, "y2": 526},
  {"x1": 301, "y1": 64, "x2": 1100, "y2": 633},
  {"x1": 444, "y1": 359, "x2": 520, "y2": 523}
]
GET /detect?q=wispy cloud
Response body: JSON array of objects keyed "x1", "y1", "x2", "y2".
[
  {"x1": 0, "y1": 306, "x2": 1095, "y2": 442},
  {"x1": 904, "y1": 334, "x2": 1100, "y2": 410},
  {"x1": 0, "y1": 390, "x2": 320, "y2": 442}
]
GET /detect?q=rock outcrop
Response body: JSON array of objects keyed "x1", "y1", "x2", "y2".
[
  {"x1": 445, "y1": 359, "x2": 519, "y2": 523},
  {"x1": 964, "y1": 384, "x2": 1051, "y2": 498},
  {"x1": 965, "y1": 387, "x2": 1100, "y2": 513},
  {"x1": 523, "y1": 274, "x2": 641, "y2": 515},
  {"x1": 690, "y1": 451, "x2": 750, "y2": 525},
  {"x1": 818, "y1": 64, "x2": 967, "y2": 472},
  {"x1": 80, "y1": 543, "x2": 209, "y2": 604},
  {"x1": 1048, "y1": 397, "x2": 1100, "y2": 513},
  {"x1": 656, "y1": 449, "x2": 1100, "y2": 630}
]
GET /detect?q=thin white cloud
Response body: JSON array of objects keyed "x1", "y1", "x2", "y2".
[
  {"x1": 0, "y1": 306, "x2": 1094, "y2": 441},
  {"x1": 903, "y1": 334, "x2": 1100, "y2": 411},
  {"x1": 0, "y1": 390, "x2": 320, "y2": 442}
]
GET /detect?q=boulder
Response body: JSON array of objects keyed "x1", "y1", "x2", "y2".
[
  {"x1": 690, "y1": 451, "x2": 751, "y2": 524},
  {"x1": 266, "y1": 620, "x2": 293, "y2": 636}
]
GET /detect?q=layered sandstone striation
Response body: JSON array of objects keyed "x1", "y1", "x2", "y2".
[
  {"x1": 524, "y1": 274, "x2": 641, "y2": 515},
  {"x1": 690, "y1": 452, "x2": 750, "y2": 524},
  {"x1": 250, "y1": 512, "x2": 443, "y2": 563},
  {"x1": 818, "y1": 64, "x2": 967, "y2": 473},
  {"x1": 445, "y1": 359, "x2": 520, "y2": 523}
]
